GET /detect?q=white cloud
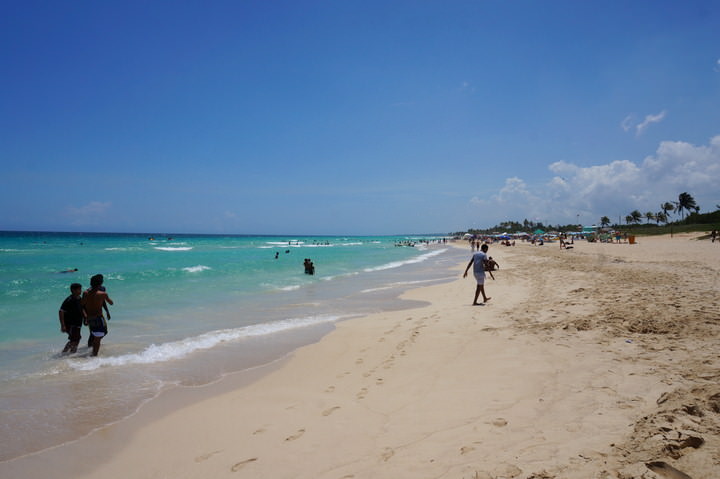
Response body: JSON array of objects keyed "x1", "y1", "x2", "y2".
[
  {"x1": 621, "y1": 115, "x2": 634, "y2": 132},
  {"x1": 635, "y1": 110, "x2": 667, "y2": 136},
  {"x1": 469, "y1": 135, "x2": 720, "y2": 225},
  {"x1": 66, "y1": 201, "x2": 111, "y2": 225}
]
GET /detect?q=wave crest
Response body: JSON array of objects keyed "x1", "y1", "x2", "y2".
[{"x1": 67, "y1": 315, "x2": 341, "y2": 371}]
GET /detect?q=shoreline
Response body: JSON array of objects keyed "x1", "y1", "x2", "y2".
[
  {"x1": 0, "y1": 237, "x2": 463, "y2": 462},
  {"x1": 2, "y1": 234, "x2": 719, "y2": 478}
]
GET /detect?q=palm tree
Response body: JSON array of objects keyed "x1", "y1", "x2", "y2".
[
  {"x1": 630, "y1": 210, "x2": 642, "y2": 224},
  {"x1": 645, "y1": 211, "x2": 655, "y2": 224},
  {"x1": 676, "y1": 192, "x2": 698, "y2": 219},
  {"x1": 600, "y1": 216, "x2": 610, "y2": 228},
  {"x1": 625, "y1": 215, "x2": 633, "y2": 225},
  {"x1": 655, "y1": 211, "x2": 668, "y2": 225},
  {"x1": 661, "y1": 202, "x2": 675, "y2": 219}
]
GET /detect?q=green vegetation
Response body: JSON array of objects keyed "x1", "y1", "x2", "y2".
[{"x1": 453, "y1": 191, "x2": 719, "y2": 237}]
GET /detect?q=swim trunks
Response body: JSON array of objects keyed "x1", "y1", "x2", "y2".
[
  {"x1": 87, "y1": 317, "x2": 107, "y2": 337},
  {"x1": 473, "y1": 271, "x2": 485, "y2": 285}
]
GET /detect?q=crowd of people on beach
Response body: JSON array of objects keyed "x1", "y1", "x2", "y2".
[{"x1": 58, "y1": 273, "x2": 113, "y2": 357}]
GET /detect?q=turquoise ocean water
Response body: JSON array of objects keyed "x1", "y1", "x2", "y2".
[{"x1": 0, "y1": 231, "x2": 466, "y2": 461}]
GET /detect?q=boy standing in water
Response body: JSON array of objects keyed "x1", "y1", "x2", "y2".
[
  {"x1": 58, "y1": 283, "x2": 85, "y2": 354},
  {"x1": 82, "y1": 274, "x2": 114, "y2": 356}
]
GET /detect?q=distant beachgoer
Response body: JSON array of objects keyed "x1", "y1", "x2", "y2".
[
  {"x1": 462, "y1": 244, "x2": 491, "y2": 305},
  {"x1": 485, "y1": 256, "x2": 499, "y2": 271},
  {"x1": 484, "y1": 255, "x2": 500, "y2": 280},
  {"x1": 304, "y1": 258, "x2": 315, "y2": 275},
  {"x1": 58, "y1": 283, "x2": 85, "y2": 354},
  {"x1": 275, "y1": 252, "x2": 279, "y2": 259},
  {"x1": 82, "y1": 274, "x2": 114, "y2": 356},
  {"x1": 712, "y1": 230, "x2": 717, "y2": 243},
  {"x1": 59, "y1": 268, "x2": 78, "y2": 273}
]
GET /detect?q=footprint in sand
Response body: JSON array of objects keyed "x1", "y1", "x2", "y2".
[
  {"x1": 285, "y1": 429, "x2": 305, "y2": 442},
  {"x1": 381, "y1": 447, "x2": 395, "y2": 462},
  {"x1": 194, "y1": 450, "x2": 221, "y2": 462},
  {"x1": 646, "y1": 461, "x2": 692, "y2": 479},
  {"x1": 460, "y1": 446, "x2": 475, "y2": 455},
  {"x1": 230, "y1": 457, "x2": 257, "y2": 471},
  {"x1": 357, "y1": 388, "x2": 368, "y2": 399},
  {"x1": 325, "y1": 385, "x2": 335, "y2": 393},
  {"x1": 322, "y1": 406, "x2": 341, "y2": 416},
  {"x1": 355, "y1": 358, "x2": 364, "y2": 365},
  {"x1": 252, "y1": 427, "x2": 266, "y2": 435},
  {"x1": 375, "y1": 378, "x2": 384, "y2": 385}
]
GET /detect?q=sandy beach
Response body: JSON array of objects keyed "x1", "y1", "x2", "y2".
[{"x1": 3, "y1": 233, "x2": 719, "y2": 479}]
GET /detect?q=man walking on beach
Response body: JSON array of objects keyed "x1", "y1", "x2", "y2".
[
  {"x1": 463, "y1": 243, "x2": 492, "y2": 305},
  {"x1": 58, "y1": 283, "x2": 85, "y2": 354},
  {"x1": 82, "y1": 274, "x2": 114, "y2": 356}
]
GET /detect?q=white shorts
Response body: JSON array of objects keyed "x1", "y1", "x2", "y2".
[{"x1": 473, "y1": 272, "x2": 485, "y2": 285}]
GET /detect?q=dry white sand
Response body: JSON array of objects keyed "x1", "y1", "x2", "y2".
[{"x1": 3, "y1": 233, "x2": 719, "y2": 479}]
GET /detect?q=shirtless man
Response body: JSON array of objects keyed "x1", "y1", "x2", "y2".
[{"x1": 82, "y1": 274, "x2": 114, "y2": 356}]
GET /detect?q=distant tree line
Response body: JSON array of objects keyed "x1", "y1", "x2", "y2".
[
  {"x1": 454, "y1": 191, "x2": 719, "y2": 236},
  {"x1": 606, "y1": 192, "x2": 701, "y2": 227}
]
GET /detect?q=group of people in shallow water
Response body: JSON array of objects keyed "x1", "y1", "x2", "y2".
[
  {"x1": 58, "y1": 273, "x2": 113, "y2": 356},
  {"x1": 303, "y1": 258, "x2": 315, "y2": 275},
  {"x1": 274, "y1": 249, "x2": 316, "y2": 275}
]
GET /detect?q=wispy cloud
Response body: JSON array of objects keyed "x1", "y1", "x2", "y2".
[
  {"x1": 621, "y1": 115, "x2": 634, "y2": 132},
  {"x1": 66, "y1": 201, "x2": 112, "y2": 225},
  {"x1": 635, "y1": 110, "x2": 667, "y2": 136},
  {"x1": 620, "y1": 111, "x2": 668, "y2": 136},
  {"x1": 459, "y1": 81, "x2": 475, "y2": 93}
]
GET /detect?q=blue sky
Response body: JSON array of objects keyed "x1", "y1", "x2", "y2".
[{"x1": 2, "y1": 1, "x2": 719, "y2": 235}]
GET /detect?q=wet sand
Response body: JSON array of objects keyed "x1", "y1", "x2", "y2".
[{"x1": 2, "y1": 233, "x2": 718, "y2": 478}]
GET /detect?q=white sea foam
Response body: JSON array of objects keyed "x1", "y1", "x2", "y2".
[
  {"x1": 182, "y1": 265, "x2": 211, "y2": 273},
  {"x1": 154, "y1": 246, "x2": 193, "y2": 251},
  {"x1": 360, "y1": 286, "x2": 394, "y2": 293},
  {"x1": 279, "y1": 285, "x2": 301, "y2": 291},
  {"x1": 394, "y1": 276, "x2": 456, "y2": 285},
  {"x1": 67, "y1": 315, "x2": 341, "y2": 371},
  {"x1": 363, "y1": 248, "x2": 447, "y2": 272}
]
